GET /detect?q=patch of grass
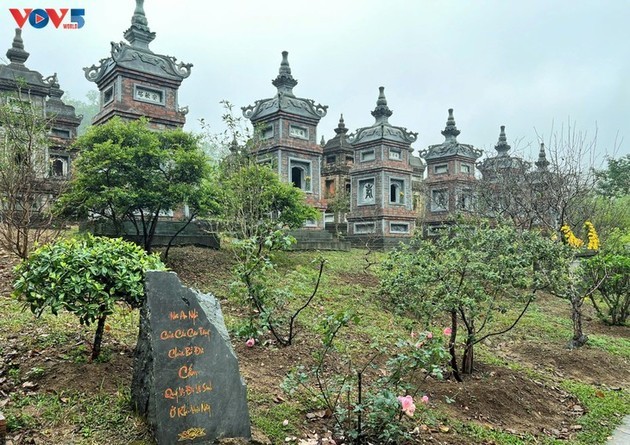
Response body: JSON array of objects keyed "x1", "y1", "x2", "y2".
[
  {"x1": 476, "y1": 345, "x2": 555, "y2": 382},
  {"x1": 5, "y1": 411, "x2": 37, "y2": 431},
  {"x1": 562, "y1": 381, "x2": 630, "y2": 444},
  {"x1": 34, "y1": 330, "x2": 72, "y2": 349},
  {"x1": 4, "y1": 389, "x2": 152, "y2": 444},
  {"x1": 503, "y1": 302, "x2": 572, "y2": 343},
  {"x1": 587, "y1": 334, "x2": 630, "y2": 359},
  {"x1": 61, "y1": 344, "x2": 90, "y2": 363},
  {"x1": 104, "y1": 305, "x2": 142, "y2": 346},
  {"x1": 0, "y1": 297, "x2": 40, "y2": 336},
  {"x1": 477, "y1": 297, "x2": 630, "y2": 359},
  {"x1": 26, "y1": 366, "x2": 46, "y2": 379},
  {"x1": 459, "y1": 421, "x2": 564, "y2": 444},
  {"x1": 249, "y1": 389, "x2": 302, "y2": 443},
  {"x1": 228, "y1": 248, "x2": 410, "y2": 357},
  {"x1": 7, "y1": 367, "x2": 20, "y2": 383},
  {"x1": 519, "y1": 307, "x2": 630, "y2": 359},
  {"x1": 1, "y1": 295, "x2": 141, "y2": 351}
]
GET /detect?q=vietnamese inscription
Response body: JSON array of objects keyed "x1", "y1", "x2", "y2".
[{"x1": 132, "y1": 271, "x2": 251, "y2": 444}]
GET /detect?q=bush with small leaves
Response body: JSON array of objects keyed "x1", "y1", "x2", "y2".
[
  {"x1": 13, "y1": 234, "x2": 165, "y2": 359},
  {"x1": 381, "y1": 220, "x2": 571, "y2": 377},
  {"x1": 283, "y1": 311, "x2": 448, "y2": 444},
  {"x1": 583, "y1": 253, "x2": 630, "y2": 325}
]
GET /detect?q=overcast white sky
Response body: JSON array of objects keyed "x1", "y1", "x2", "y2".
[{"x1": 1, "y1": 0, "x2": 627, "y2": 162}]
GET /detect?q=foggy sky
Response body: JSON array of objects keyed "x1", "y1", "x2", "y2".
[{"x1": 1, "y1": 0, "x2": 627, "y2": 164}]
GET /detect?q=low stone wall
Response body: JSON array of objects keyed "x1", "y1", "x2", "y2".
[
  {"x1": 324, "y1": 222, "x2": 348, "y2": 236},
  {"x1": 344, "y1": 235, "x2": 413, "y2": 250},
  {"x1": 82, "y1": 220, "x2": 220, "y2": 249},
  {"x1": 289, "y1": 229, "x2": 350, "y2": 251}
]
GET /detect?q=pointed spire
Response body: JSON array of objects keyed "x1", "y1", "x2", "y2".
[
  {"x1": 272, "y1": 51, "x2": 298, "y2": 96},
  {"x1": 229, "y1": 135, "x2": 239, "y2": 153},
  {"x1": 495, "y1": 125, "x2": 511, "y2": 156},
  {"x1": 371, "y1": 86, "x2": 393, "y2": 124},
  {"x1": 441, "y1": 108, "x2": 461, "y2": 142},
  {"x1": 334, "y1": 114, "x2": 349, "y2": 135},
  {"x1": 320, "y1": 135, "x2": 326, "y2": 146},
  {"x1": 6, "y1": 28, "x2": 29, "y2": 65},
  {"x1": 535, "y1": 142, "x2": 549, "y2": 170},
  {"x1": 124, "y1": 0, "x2": 156, "y2": 50}
]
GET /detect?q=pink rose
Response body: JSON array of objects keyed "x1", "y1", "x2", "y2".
[
  {"x1": 443, "y1": 327, "x2": 452, "y2": 336},
  {"x1": 426, "y1": 332, "x2": 433, "y2": 339},
  {"x1": 421, "y1": 395, "x2": 429, "y2": 404},
  {"x1": 410, "y1": 331, "x2": 417, "y2": 339},
  {"x1": 245, "y1": 338, "x2": 255, "y2": 348},
  {"x1": 397, "y1": 395, "x2": 416, "y2": 417}
]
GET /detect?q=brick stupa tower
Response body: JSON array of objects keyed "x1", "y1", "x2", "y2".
[
  {"x1": 242, "y1": 51, "x2": 328, "y2": 227},
  {"x1": 83, "y1": 0, "x2": 192, "y2": 130},
  {"x1": 346, "y1": 87, "x2": 418, "y2": 247},
  {"x1": 419, "y1": 109, "x2": 482, "y2": 235}
]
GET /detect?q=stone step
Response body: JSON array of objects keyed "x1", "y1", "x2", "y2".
[
  {"x1": 291, "y1": 239, "x2": 350, "y2": 251},
  {"x1": 289, "y1": 229, "x2": 336, "y2": 241}
]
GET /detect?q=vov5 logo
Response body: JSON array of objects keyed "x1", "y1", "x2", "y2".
[{"x1": 10, "y1": 8, "x2": 85, "y2": 29}]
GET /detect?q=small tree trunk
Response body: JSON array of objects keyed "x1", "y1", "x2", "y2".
[
  {"x1": 164, "y1": 214, "x2": 196, "y2": 261},
  {"x1": 448, "y1": 310, "x2": 462, "y2": 382},
  {"x1": 588, "y1": 293, "x2": 604, "y2": 320},
  {"x1": 620, "y1": 293, "x2": 630, "y2": 325},
  {"x1": 91, "y1": 315, "x2": 107, "y2": 361},
  {"x1": 568, "y1": 290, "x2": 588, "y2": 348},
  {"x1": 462, "y1": 337, "x2": 475, "y2": 375}
]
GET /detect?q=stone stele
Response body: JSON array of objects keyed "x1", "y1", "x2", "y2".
[{"x1": 132, "y1": 271, "x2": 251, "y2": 444}]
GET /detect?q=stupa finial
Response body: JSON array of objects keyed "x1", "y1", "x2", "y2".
[
  {"x1": 441, "y1": 108, "x2": 461, "y2": 141},
  {"x1": 272, "y1": 51, "x2": 298, "y2": 96},
  {"x1": 535, "y1": 142, "x2": 549, "y2": 170},
  {"x1": 371, "y1": 86, "x2": 393, "y2": 124},
  {"x1": 495, "y1": 125, "x2": 511, "y2": 156},
  {"x1": 124, "y1": 0, "x2": 156, "y2": 50},
  {"x1": 6, "y1": 28, "x2": 29, "y2": 65}
]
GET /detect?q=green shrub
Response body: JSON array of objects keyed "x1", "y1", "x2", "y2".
[
  {"x1": 583, "y1": 253, "x2": 630, "y2": 325},
  {"x1": 13, "y1": 234, "x2": 165, "y2": 359},
  {"x1": 380, "y1": 221, "x2": 570, "y2": 377}
]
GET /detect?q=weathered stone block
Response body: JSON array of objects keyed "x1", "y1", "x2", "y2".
[{"x1": 132, "y1": 271, "x2": 251, "y2": 444}]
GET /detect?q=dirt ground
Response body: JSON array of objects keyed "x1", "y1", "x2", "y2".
[{"x1": 1, "y1": 246, "x2": 629, "y2": 444}]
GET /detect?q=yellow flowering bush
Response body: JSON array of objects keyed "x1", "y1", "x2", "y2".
[
  {"x1": 560, "y1": 222, "x2": 600, "y2": 250},
  {"x1": 561, "y1": 224, "x2": 584, "y2": 248},
  {"x1": 584, "y1": 221, "x2": 600, "y2": 250}
]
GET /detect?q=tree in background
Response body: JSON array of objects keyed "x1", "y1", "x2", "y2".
[
  {"x1": 548, "y1": 221, "x2": 608, "y2": 348},
  {"x1": 585, "y1": 154, "x2": 630, "y2": 243},
  {"x1": 212, "y1": 103, "x2": 322, "y2": 345},
  {"x1": 58, "y1": 117, "x2": 217, "y2": 252},
  {"x1": 595, "y1": 154, "x2": 630, "y2": 198},
  {"x1": 214, "y1": 101, "x2": 318, "y2": 240},
  {"x1": 0, "y1": 92, "x2": 62, "y2": 259},
  {"x1": 218, "y1": 138, "x2": 321, "y2": 346},
  {"x1": 327, "y1": 188, "x2": 350, "y2": 236},
  {"x1": 475, "y1": 141, "x2": 628, "y2": 345},
  {"x1": 199, "y1": 100, "x2": 248, "y2": 161},
  {"x1": 583, "y1": 252, "x2": 630, "y2": 326},
  {"x1": 580, "y1": 182, "x2": 630, "y2": 326},
  {"x1": 63, "y1": 90, "x2": 99, "y2": 136},
  {"x1": 476, "y1": 123, "x2": 603, "y2": 236}
]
